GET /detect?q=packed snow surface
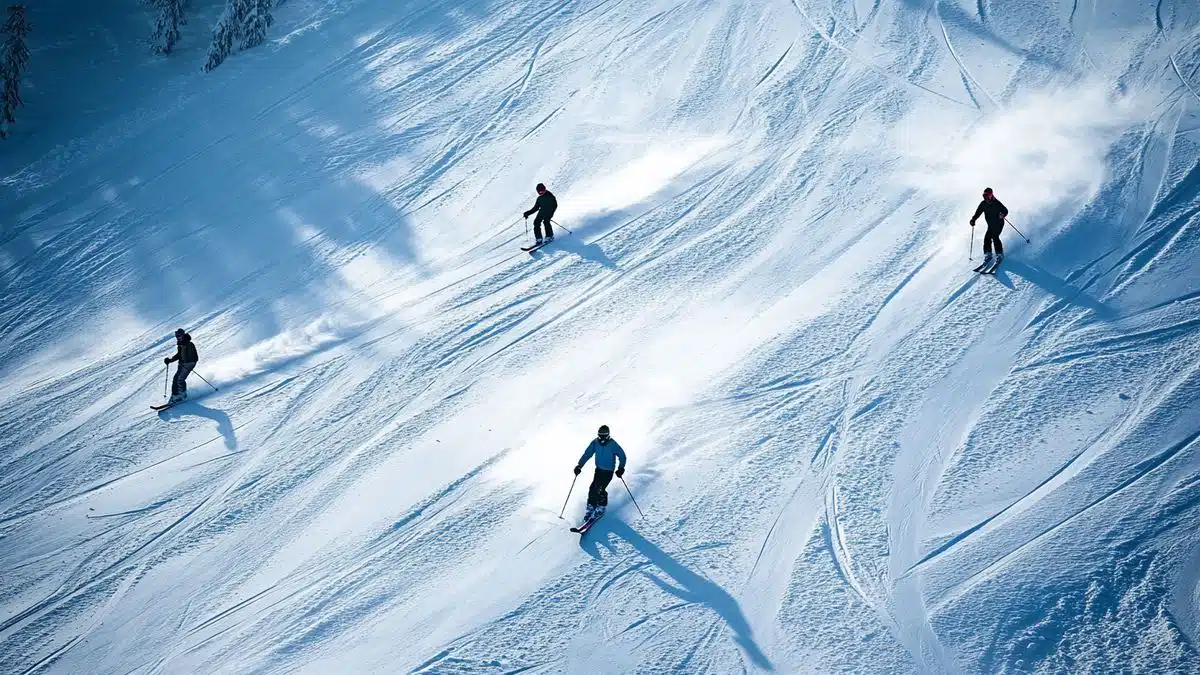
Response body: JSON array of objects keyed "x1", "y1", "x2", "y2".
[{"x1": 3, "y1": 0, "x2": 1199, "y2": 672}]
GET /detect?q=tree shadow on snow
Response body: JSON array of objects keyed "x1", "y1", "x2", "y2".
[
  {"x1": 0, "y1": 0, "x2": 506, "y2": 375},
  {"x1": 161, "y1": 402, "x2": 237, "y2": 450},
  {"x1": 583, "y1": 518, "x2": 774, "y2": 671}
]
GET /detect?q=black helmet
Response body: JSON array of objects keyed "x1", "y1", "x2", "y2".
[
  {"x1": 174, "y1": 328, "x2": 186, "y2": 339},
  {"x1": 536, "y1": 183, "x2": 546, "y2": 193},
  {"x1": 597, "y1": 424, "x2": 610, "y2": 438}
]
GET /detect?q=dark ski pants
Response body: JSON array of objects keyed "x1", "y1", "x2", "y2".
[
  {"x1": 172, "y1": 361, "x2": 195, "y2": 397},
  {"x1": 983, "y1": 220, "x2": 1004, "y2": 255},
  {"x1": 534, "y1": 212, "x2": 555, "y2": 240},
  {"x1": 587, "y1": 468, "x2": 614, "y2": 507}
]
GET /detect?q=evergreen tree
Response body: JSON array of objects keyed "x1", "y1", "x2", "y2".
[
  {"x1": 204, "y1": 0, "x2": 275, "y2": 72},
  {"x1": 240, "y1": 0, "x2": 273, "y2": 50},
  {"x1": 150, "y1": 0, "x2": 187, "y2": 55},
  {"x1": 0, "y1": 4, "x2": 29, "y2": 139},
  {"x1": 203, "y1": 0, "x2": 248, "y2": 72}
]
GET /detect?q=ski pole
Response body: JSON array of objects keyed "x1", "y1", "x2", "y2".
[
  {"x1": 550, "y1": 219, "x2": 574, "y2": 236},
  {"x1": 1005, "y1": 217, "x2": 1031, "y2": 243},
  {"x1": 620, "y1": 476, "x2": 644, "y2": 519},
  {"x1": 969, "y1": 224, "x2": 975, "y2": 261},
  {"x1": 193, "y1": 370, "x2": 219, "y2": 392},
  {"x1": 164, "y1": 364, "x2": 170, "y2": 399},
  {"x1": 558, "y1": 474, "x2": 579, "y2": 518}
]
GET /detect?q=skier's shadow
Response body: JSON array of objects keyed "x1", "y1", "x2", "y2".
[
  {"x1": 1000, "y1": 260, "x2": 1117, "y2": 319},
  {"x1": 583, "y1": 518, "x2": 774, "y2": 671},
  {"x1": 539, "y1": 232, "x2": 619, "y2": 269},
  {"x1": 161, "y1": 403, "x2": 237, "y2": 450}
]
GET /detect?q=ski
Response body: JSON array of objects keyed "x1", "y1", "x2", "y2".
[
  {"x1": 570, "y1": 513, "x2": 603, "y2": 534},
  {"x1": 521, "y1": 240, "x2": 553, "y2": 253},
  {"x1": 152, "y1": 398, "x2": 190, "y2": 411},
  {"x1": 981, "y1": 256, "x2": 1004, "y2": 275},
  {"x1": 972, "y1": 261, "x2": 988, "y2": 273}
]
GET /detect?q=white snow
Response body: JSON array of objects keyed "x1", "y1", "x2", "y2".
[{"x1": 2, "y1": 0, "x2": 1199, "y2": 672}]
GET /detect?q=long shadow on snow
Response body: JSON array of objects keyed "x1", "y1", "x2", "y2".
[
  {"x1": 999, "y1": 260, "x2": 1117, "y2": 319},
  {"x1": 160, "y1": 402, "x2": 237, "y2": 450},
  {"x1": 533, "y1": 230, "x2": 619, "y2": 269},
  {"x1": 583, "y1": 518, "x2": 774, "y2": 671}
]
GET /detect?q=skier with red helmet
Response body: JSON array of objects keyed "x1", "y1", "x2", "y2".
[{"x1": 971, "y1": 187, "x2": 1009, "y2": 271}]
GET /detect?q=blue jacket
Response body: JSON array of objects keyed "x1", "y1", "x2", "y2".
[{"x1": 577, "y1": 438, "x2": 626, "y2": 471}]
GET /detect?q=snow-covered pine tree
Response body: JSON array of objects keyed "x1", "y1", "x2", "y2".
[
  {"x1": 1, "y1": 4, "x2": 30, "y2": 139},
  {"x1": 240, "y1": 0, "x2": 273, "y2": 50},
  {"x1": 203, "y1": 0, "x2": 276, "y2": 72},
  {"x1": 203, "y1": 0, "x2": 247, "y2": 72},
  {"x1": 150, "y1": 0, "x2": 187, "y2": 55}
]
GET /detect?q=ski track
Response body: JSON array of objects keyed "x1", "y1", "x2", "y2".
[
  {"x1": 2, "y1": 0, "x2": 1199, "y2": 672},
  {"x1": 932, "y1": 0, "x2": 998, "y2": 110}
]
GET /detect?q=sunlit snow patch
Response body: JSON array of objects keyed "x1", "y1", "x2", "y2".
[{"x1": 563, "y1": 136, "x2": 728, "y2": 220}]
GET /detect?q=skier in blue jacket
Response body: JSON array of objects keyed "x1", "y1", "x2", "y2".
[{"x1": 574, "y1": 424, "x2": 626, "y2": 520}]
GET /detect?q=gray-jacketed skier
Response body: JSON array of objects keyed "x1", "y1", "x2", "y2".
[
  {"x1": 970, "y1": 187, "x2": 1009, "y2": 268},
  {"x1": 574, "y1": 424, "x2": 626, "y2": 521},
  {"x1": 164, "y1": 328, "x2": 199, "y2": 404}
]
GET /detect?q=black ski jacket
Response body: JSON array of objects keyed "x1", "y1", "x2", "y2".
[
  {"x1": 168, "y1": 337, "x2": 199, "y2": 364},
  {"x1": 972, "y1": 198, "x2": 1009, "y2": 226},
  {"x1": 523, "y1": 191, "x2": 557, "y2": 219}
]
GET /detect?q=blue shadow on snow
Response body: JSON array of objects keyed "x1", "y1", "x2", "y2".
[
  {"x1": 995, "y1": 259, "x2": 1117, "y2": 319},
  {"x1": 161, "y1": 402, "x2": 237, "y2": 450},
  {"x1": 583, "y1": 517, "x2": 774, "y2": 671}
]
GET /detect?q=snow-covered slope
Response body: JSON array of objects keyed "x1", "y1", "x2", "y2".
[{"x1": 3, "y1": 0, "x2": 1199, "y2": 672}]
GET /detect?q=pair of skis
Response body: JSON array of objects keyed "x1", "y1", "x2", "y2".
[
  {"x1": 570, "y1": 511, "x2": 603, "y2": 535},
  {"x1": 973, "y1": 256, "x2": 1003, "y2": 275},
  {"x1": 521, "y1": 240, "x2": 553, "y2": 253}
]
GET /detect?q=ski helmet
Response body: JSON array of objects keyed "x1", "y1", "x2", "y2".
[
  {"x1": 174, "y1": 328, "x2": 186, "y2": 339},
  {"x1": 536, "y1": 183, "x2": 546, "y2": 194},
  {"x1": 597, "y1": 425, "x2": 610, "y2": 438},
  {"x1": 983, "y1": 187, "x2": 994, "y2": 197}
]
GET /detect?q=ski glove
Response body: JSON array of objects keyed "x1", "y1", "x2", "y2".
[
  {"x1": 164, "y1": 357, "x2": 171, "y2": 364},
  {"x1": 969, "y1": 219, "x2": 976, "y2": 226},
  {"x1": 573, "y1": 465, "x2": 582, "y2": 475},
  {"x1": 615, "y1": 467, "x2": 625, "y2": 478}
]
